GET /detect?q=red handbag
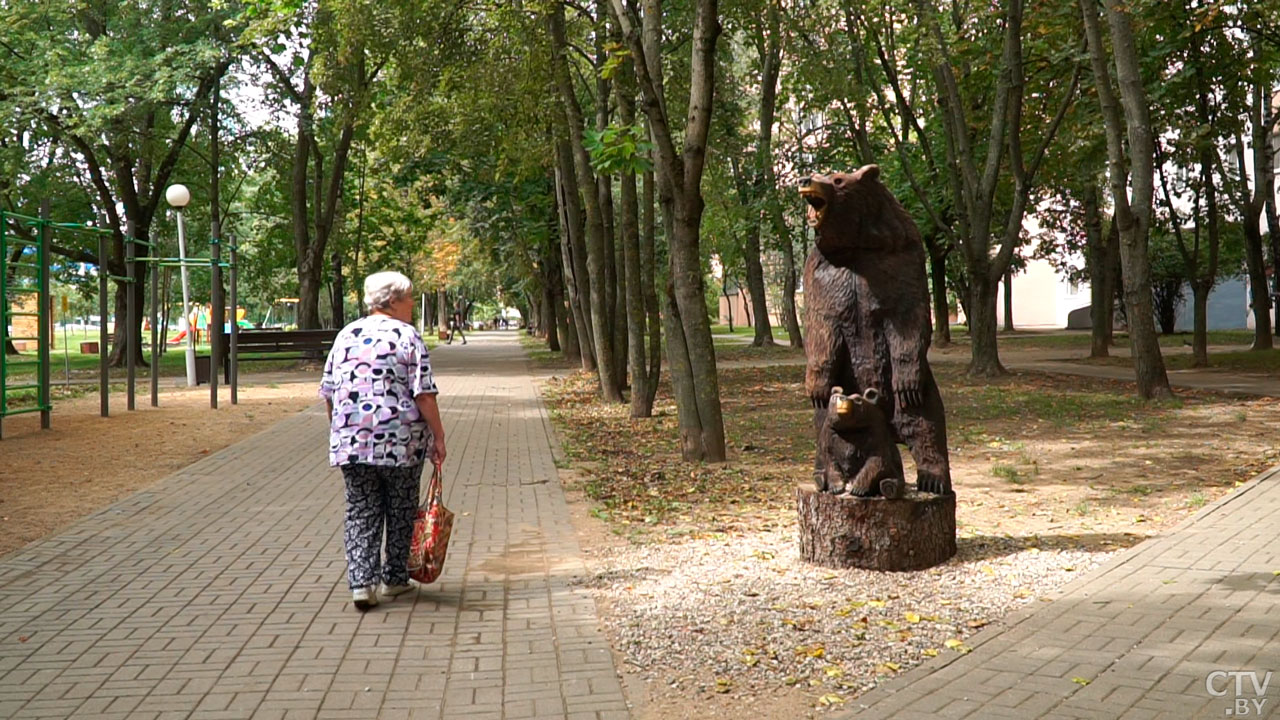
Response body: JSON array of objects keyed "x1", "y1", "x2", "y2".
[{"x1": 408, "y1": 465, "x2": 455, "y2": 584}]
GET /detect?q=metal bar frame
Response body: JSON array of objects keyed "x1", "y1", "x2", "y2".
[
  {"x1": 98, "y1": 231, "x2": 109, "y2": 418},
  {"x1": 38, "y1": 201, "x2": 50, "y2": 429},
  {"x1": 151, "y1": 240, "x2": 159, "y2": 407},
  {"x1": 229, "y1": 240, "x2": 238, "y2": 405},
  {"x1": 126, "y1": 220, "x2": 137, "y2": 411},
  {"x1": 1, "y1": 210, "x2": 8, "y2": 438},
  {"x1": 209, "y1": 224, "x2": 220, "y2": 409}
]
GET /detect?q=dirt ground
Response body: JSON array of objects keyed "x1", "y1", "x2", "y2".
[
  {"x1": 541, "y1": 361, "x2": 1280, "y2": 719},
  {"x1": 0, "y1": 377, "x2": 319, "y2": 557}
]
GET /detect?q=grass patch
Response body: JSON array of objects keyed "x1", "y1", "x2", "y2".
[
  {"x1": 991, "y1": 464, "x2": 1025, "y2": 484},
  {"x1": 945, "y1": 372, "x2": 1147, "y2": 429},
  {"x1": 714, "y1": 342, "x2": 804, "y2": 363},
  {"x1": 517, "y1": 332, "x2": 577, "y2": 369},
  {"x1": 942, "y1": 329, "x2": 1256, "y2": 352}
]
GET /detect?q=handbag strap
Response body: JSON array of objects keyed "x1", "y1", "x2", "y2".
[{"x1": 425, "y1": 464, "x2": 444, "y2": 506}]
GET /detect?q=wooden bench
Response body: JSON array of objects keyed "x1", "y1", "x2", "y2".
[{"x1": 216, "y1": 328, "x2": 339, "y2": 381}]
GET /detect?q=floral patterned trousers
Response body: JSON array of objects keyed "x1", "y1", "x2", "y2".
[{"x1": 339, "y1": 463, "x2": 423, "y2": 589}]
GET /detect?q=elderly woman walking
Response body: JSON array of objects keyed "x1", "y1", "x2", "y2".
[{"x1": 319, "y1": 271, "x2": 447, "y2": 611}]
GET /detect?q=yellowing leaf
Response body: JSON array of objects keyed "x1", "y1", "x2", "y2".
[
  {"x1": 876, "y1": 662, "x2": 901, "y2": 673},
  {"x1": 1072, "y1": 677, "x2": 1091, "y2": 686},
  {"x1": 904, "y1": 612, "x2": 922, "y2": 623},
  {"x1": 742, "y1": 656, "x2": 759, "y2": 667},
  {"x1": 981, "y1": 565, "x2": 996, "y2": 575},
  {"x1": 817, "y1": 694, "x2": 845, "y2": 706},
  {"x1": 825, "y1": 665, "x2": 844, "y2": 677},
  {"x1": 923, "y1": 648, "x2": 940, "y2": 657},
  {"x1": 714, "y1": 678, "x2": 732, "y2": 693},
  {"x1": 808, "y1": 646, "x2": 826, "y2": 658}
]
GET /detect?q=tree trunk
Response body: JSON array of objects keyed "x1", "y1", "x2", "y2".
[
  {"x1": 965, "y1": 274, "x2": 1004, "y2": 376},
  {"x1": 928, "y1": 246, "x2": 950, "y2": 346},
  {"x1": 663, "y1": 278, "x2": 704, "y2": 458},
  {"x1": 1080, "y1": 0, "x2": 1172, "y2": 399},
  {"x1": 641, "y1": 167, "x2": 661, "y2": 411},
  {"x1": 107, "y1": 227, "x2": 149, "y2": 368},
  {"x1": 1002, "y1": 268, "x2": 1014, "y2": 331},
  {"x1": 612, "y1": 210, "x2": 629, "y2": 389},
  {"x1": 543, "y1": 213, "x2": 568, "y2": 354},
  {"x1": 722, "y1": 275, "x2": 733, "y2": 332},
  {"x1": 1190, "y1": 280, "x2": 1209, "y2": 367},
  {"x1": 1242, "y1": 220, "x2": 1272, "y2": 349},
  {"x1": 555, "y1": 139, "x2": 596, "y2": 369},
  {"x1": 542, "y1": 275, "x2": 560, "y2": 351},
  {"x1": 779, "y1": 224, "x2": 803, "y2": 347},
  {"x1": 549, "y1": 1, "x2": 621, "y2": 401},
  {"x1": 670, "y1": 202, "x2": 727, "y2": 461},
  {"x1": 1083, "y1": 183, "x2": 1113, "y2": 357},
  {"x1": 330, "y1": 251, "x2": 345, "y2": 328},
  {"x1": 619, "y1": 69, "x2": 653, "y2": 417},
  {"x1": 609, "y1": 0, "x2": 726, "y2": 459},
  {"x1": 742, "y1": 226, "x2": 772, "y2": 346}
]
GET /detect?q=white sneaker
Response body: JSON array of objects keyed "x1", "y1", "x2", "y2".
[
  {"x1": 381, "y1": 582, "x2": 415, "y2": 598},
  {"x1": 352, "y1": 586, "x2": 379, "y2": 611}
]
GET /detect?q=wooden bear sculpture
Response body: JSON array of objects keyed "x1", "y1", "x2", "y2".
[
  {"x1": 800, "y1": 165, "x2": 952, "y2": 495},
  {"x1": 819, "y1": 387, "x2": 906, "y2": 499}
]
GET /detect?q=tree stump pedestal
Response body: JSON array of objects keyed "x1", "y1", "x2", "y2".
[{"x1": 796, "y1": 483, "x2": 956, "y2": 571}]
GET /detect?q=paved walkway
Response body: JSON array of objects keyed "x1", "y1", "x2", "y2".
[
  {"x1": 0, "y1": 332, "x2": 628, "y2": 720},
  {"x1": 843, "y1": 463, "x2": 1280, "y2": 720}
]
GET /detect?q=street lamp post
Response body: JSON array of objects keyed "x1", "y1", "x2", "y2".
[{"x1": 166, "y1": 184, "x2": 196, "y2": 387}]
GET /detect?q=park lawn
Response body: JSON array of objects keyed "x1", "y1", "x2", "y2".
[
  {"x1": 522, "y1": 330, "x2": 806, "y2": 369},
  {"x1": 940, "y1": 328, "x2": 1257, "y2": 351},
  {"x1": 1077, "y1": 348, "x2": 1280, "y2": 373},
  {"x1": 542, "y1": 361, "x2": 1278, "y2": 547}
]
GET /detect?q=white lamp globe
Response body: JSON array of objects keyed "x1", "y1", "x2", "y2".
[{"x1": 165, "y1": 184, "x2": 191, "y2": 209}]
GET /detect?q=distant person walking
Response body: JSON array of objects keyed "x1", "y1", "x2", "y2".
[
  {"x1": 446, "y1": 310, "x2": 467, "y2": 345},
  {"x1": 319, "y1": 271, "x2": 447, "y2": 611}
]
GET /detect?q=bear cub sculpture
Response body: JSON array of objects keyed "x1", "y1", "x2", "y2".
[
  {"x1": 819, "y1": 387, "x2": 906, "y2": 499},
  {"x1": 800, "y1": 164, "x2": 952, "y2": 496}
]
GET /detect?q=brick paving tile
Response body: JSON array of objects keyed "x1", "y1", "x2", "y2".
[{"x1": 0, "y1": 333, "x2": 630, "y2": 719}]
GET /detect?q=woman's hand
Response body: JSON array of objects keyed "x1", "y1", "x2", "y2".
[{"x1": 415, "y1": 392, "x2": 447, "y2": 469}]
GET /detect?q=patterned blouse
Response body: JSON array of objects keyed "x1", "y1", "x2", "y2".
[{"x1": 318, "y1": 315, "x2": 438, "y2": 467}]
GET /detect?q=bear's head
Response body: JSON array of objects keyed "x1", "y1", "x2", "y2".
[
  {"x1": 798, "y1": 164, "x2": 920, "y2": 259},
  {"x1": 827, "y1": 386, "x2": 887, "y2": 432}
]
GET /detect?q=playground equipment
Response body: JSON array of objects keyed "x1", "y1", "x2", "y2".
[
  {"x1": 0, "y1": 201, "x2": 249, "y2": 439},
  {"x1": 0, "y1": 203, "x2": 54, "y2": 439},
  {"x1": 261, "y1": 298, "x2": 299, "y2": 330}
]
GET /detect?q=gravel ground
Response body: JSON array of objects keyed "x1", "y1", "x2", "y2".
[{"x1": 576, "y1": 524, "x2": 1113, "y2": 710}]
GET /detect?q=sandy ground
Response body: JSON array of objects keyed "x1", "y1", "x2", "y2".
[{"x1": 0, "y1": 376, "x2": 319, "y2": 557}]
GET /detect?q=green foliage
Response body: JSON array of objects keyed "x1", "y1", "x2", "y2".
[{"x1": 584, "y1": 125, "x2": 654, "y2": 175}]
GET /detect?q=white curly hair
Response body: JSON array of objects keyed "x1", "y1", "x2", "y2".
[{"x1": 363, "y1": 271, "x2": 413, "y2": 311}]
